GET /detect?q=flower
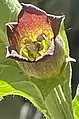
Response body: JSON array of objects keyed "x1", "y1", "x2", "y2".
[{"x1": 6, "y1": 3, "x2": 65, "y2": 78}]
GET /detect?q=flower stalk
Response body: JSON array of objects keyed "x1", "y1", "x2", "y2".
[{"x1": 45, "y1": 83, "x2": 74, "y2": 119}]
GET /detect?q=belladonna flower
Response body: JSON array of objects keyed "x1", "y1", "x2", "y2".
[{"x1": 6, "y1": 3, "x2": 66, "y2": 78}]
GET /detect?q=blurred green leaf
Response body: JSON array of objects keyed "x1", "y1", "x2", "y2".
[
  {"x1": 60, "y1": 20, "x2": 69, "y2": 56},
  {"x1": 72, "y1": 85, "x2": 79, "y2": 119},
  {"x1": 0, "y1": 0, "x2": 21, "y2": 44}
]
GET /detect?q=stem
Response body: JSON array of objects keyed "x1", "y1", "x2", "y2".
[
  {"x1": 45, "y1": 83, "x2": 74, "y2": 119},
  {"x1": 45, "y1": 88, "x2": 65, "y2": 119},
  {"x1": 55, "y1": 84, "x2": 74, "y2": 119}
]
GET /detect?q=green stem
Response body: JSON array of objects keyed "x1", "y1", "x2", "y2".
[
  {"x1": 55, "y1": 84, "x2": 74, "y2": 119},
  {"x1": 45, "y1": 88, "x2": 65, "y2": 119},
  {"x1": 45, "y1": 83, "x2": 74, "y2": 119},
  {"x1": 61, "y1": 80, "x2": 73, "y2": 114}
]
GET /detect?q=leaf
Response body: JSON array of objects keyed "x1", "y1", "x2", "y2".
[
  {"x1": 0, "y1": 80, "x2": 47, "y2": 113},
  {"x1": 60, "y1": 19, "x2": 69, "y2": 56},
  {"x1": 72, "y1": 85, "x2": 79, "y2": 119},
  {"x1": 0, "y1": 0, "x2": 21, "y2": 44},
  {"x1": 0, "y1": 65, "x2": 47, "y2": 115}
]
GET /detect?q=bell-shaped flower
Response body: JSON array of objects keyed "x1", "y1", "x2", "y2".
[{"x1": 6, "y1": 3, "x2": 66, "y2": 78}]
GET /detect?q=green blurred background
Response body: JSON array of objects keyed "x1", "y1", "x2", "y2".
[{"x1": 0, "y1": 0, "x2": 79, "y2": 119}]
